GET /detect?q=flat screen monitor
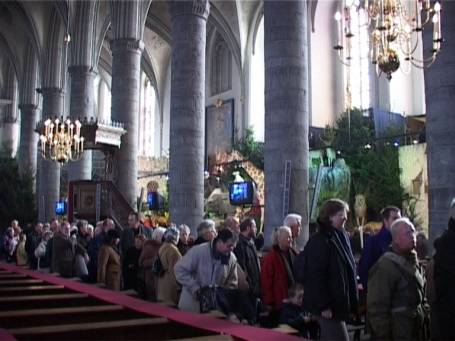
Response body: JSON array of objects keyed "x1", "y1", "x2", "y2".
[
  {"x1": 147, "y1": 192, "x2": 159, "y2": 210},
  {"x1": 229, "y1": 181, "x2": 255, "y2": 206},
  {"x1": 55, "y1": 201, "x2": 67, "y2": 216}
]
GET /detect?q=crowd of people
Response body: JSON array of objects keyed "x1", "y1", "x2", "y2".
[{"x1": 1, "y1": 198, "x2": 454, "y2": 340}]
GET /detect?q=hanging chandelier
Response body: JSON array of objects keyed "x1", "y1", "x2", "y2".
[
  {"x1": 334, "y1": 0, "x2": 443, "y2": 80},
  {"x1": 38, "y1": 117, "x2": 84, "y2": 164}
]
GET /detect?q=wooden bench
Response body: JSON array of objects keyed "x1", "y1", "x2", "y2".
[
  {"x1": 0, "y1": 285, "x2": 67, "y2": 296},
  {"x1": 9, "y1": 317, "x2": 169, "y2": 339},
  {"x1": 0, "y1": 293, "x2": 103, "y2": 311},
  {"x1": 0, "y1": 279, "x2": 44, "y2": 286}
]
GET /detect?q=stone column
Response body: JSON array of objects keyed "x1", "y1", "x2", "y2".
[
  {"x1": 168, "y1": 0, "x2": 209, "y2": 235},
  {"x1": 68, "y1": 65, "x2": 96, "y2": 181},
  {"x1": 38, "y1": 87, "x2": 63, "y2": 223},
  {"x1": 18, "y1": 104, "x2": 39, "y2": 174},
  {"x1": 263, "y1": 1, "x2": 309, "y2": 250},
  {"x1": 425, "y1": 0, "x2": 455, "y2": 241},
  {"x1": 2, "y1": 64, "x2": 19, "y2": 156},
  {"x1": 18, "y1": 43, "x2": 40, "y2": 183},
  {"x1": 110, "y1": 39, "x2": 143, "y2": 208}
]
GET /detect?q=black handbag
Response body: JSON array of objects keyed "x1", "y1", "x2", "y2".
[
  {"x1": 198, "y1": 285, "x2": 218, "y2": 313},
  {"x1": 152, "y1": 256, "x2": 165, "y2": 277}
]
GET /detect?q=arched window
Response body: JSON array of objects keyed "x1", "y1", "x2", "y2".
[
  {"x1": 211, "y1": 34, "x2": 232, "y2": 95},
  {"x1": 249, "y1": 16, "x2": 265, "y2": 142},
  {"x1": 345, "y1": 7, "x2": 371, "y2": 110},
  {"x1": 138, "y1": 71, "x2": 157, "y2": 157}
]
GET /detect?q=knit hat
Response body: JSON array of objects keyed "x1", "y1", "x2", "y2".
[{"x1": 450, "y1": 198, "x2": 455, "y2": 220}]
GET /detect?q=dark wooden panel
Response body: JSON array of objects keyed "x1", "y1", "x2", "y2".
[
  {"x1": 0, "y1": 305, "x2": 150, "y2": 329},
  {"x1": 0, "y1": 285, "x2": 70, "y2": 296},
  {"x1": 0, "y1": 279, "x2": 45, "y2": 287},
  {"x1": 0, "y1": 293, "x2": 104, "y2": 311},
  {"x1": 11, "y1": 318, "x2": 172, "y2": 340}
]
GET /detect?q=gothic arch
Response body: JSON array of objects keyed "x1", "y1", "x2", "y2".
[{"x1": 209, "y1": 32, "x2": 232, "y2": 96}]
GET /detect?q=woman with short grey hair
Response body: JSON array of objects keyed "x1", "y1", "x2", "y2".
[
  {"x1": 163, "y1": 226, "x2": 180, "y2": 244},
  {"x1": 157, "y1": 226, "x2": 182, "y2": 306},
  {"x1": 177, "y1": 224, "x2": 191, "y2": 255}
]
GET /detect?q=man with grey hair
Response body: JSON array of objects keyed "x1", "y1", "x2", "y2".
[
  {"x1": 367, "y1": 218, "x2": 429, "y2": 340},
  {"x1": 193, "y1": 219, "x2": 217, "y2": 245},
  {"x1": 284, "y1": 213, "x2": 302, "y2": 251},
  {"x1": 52, "y1": 221, "x2": 76, "y2": 278}
]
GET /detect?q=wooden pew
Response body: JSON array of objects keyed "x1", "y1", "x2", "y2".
[
  {"x1": 10, "y1": 317, "x2": 170, "y2": 340},
  {"x1": 0, "y1": 279, "x2": 44, "y2": 286},
  {"x1": 0, "y1": 273, "x2": 29, "y2": 279},
  {"x1": 0, "y1": 262, "x2": 302, "y2": 341},
  {"x1": 0, "y1": 305, "x2": 150, "y2": 329},
  {"x1": 0, "y1": 293, "x2": 103, "y2": 311},
  {"x1": 0, "y1": 285, "x2": 68, "y2": 296}
]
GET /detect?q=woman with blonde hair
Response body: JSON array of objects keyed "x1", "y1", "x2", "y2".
[
  {"x1": 138, "y1": 227, "x2": 166, "y2": 300},
  {"x1": 97, "y1": 229, "x2": 121, "y2": 291},
  {"x1": 157, "y1": 227, "x2": 182, "y2": 306}
]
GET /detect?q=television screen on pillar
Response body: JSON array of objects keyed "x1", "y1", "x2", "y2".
[
  {"x1": 55, "y1": 201, "x2": 67, "y2": 216},
  {"x1": 229, "y1": 181, "x2": 255, "y2": 206},
  {"x1": 147, "y1": 192, "x2": 160, "y2": 210}
]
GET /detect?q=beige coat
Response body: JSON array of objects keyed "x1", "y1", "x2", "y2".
[
  {"x1": 98, "y1": 244, "x2": 121, "y2": 291},
  {"x1": 16, "y1": 241, "x2": 28, "y2": 266},
  {"x1": 174, "y1": 242, "x2": 238, "y2": 313},
  {"x1": 157, "y1": 242, "x2": 182, "y2": 306}
]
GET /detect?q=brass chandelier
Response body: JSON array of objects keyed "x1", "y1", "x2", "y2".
[
  {"x1": 334, "y1": 0, "x2": 443, "y2": 80},
  {"x1": 38, "y1": 117, "x2": 84, "y2": 164}
]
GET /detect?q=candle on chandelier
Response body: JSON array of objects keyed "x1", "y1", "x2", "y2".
[
  {"x1": 40, "y1": 135, "x2": 46, "y2": 154},
  {"x1": 334, "y1": 11, "x2": 342, "y2": 47},
  {"x1": 75, "y1": 120, "x2": 81, "y2": 137},
  {"x1": 423, "y1": 0, "x2": 430, "y2": 11},
  {"x1": 44, "y1": 119, "x2": 50, "y2": 137},
  {"x1": 54, "y1": 119, "x2": 59, "y2": 136},
  {"x1": 415, "y1": 0, "x2": 422, "y2": 30},
  {"x1": 432, "y1": 5, "x2": 441, "y2": 51},
  {"x1": 434, "y1": 2, "x2": 442, "y2": 41}
]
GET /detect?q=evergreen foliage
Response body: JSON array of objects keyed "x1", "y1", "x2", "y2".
[
  {"x1": 324, "y1": 108, "x2": 406, "y2": 220},
  {"x1": 234, "y1": 128, "x2": 264, "y2": 170},
  {"x1": 0, "y1": 150, "x2": 37, "y2": 231}
]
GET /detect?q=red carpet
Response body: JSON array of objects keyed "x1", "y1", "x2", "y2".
[{"x1": 0, "y1": 262, "x2": 302, "y2": 340}]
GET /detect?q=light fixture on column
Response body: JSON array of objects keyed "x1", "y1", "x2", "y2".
[
  {"x1": 37, "y1": 117, "x2": 85, "y2": 164},
  {"x1": 334, "y1": 0, "x2": 443, "y2": 80}
]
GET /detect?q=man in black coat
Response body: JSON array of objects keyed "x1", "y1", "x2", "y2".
[
  {"x1": 234, "y1": 218, "x2": 261, "y2": 298},
  {"x1": 433, "y1": 199, "x2": 455, "y2": 340},
  {"x1": 120, "y1": 212, "x2": 152, "y2": 255},
  {"x1": 303, "y1": 199, "x2": 358, "y2": 341}
]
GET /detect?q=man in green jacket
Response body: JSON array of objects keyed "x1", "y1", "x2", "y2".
[{"x1": 367, "y1": 217, "x2": 429, "y2": 340}]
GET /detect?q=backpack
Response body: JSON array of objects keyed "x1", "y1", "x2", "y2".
[{"x1": 294, "y1": 248, "x2": 307, "y2": 284}]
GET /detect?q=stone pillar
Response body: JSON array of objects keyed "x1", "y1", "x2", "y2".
[
  {"x1": 110, "y1": 39, "x2": 143, "y2": 208},
  {"x1": 68, "y1": 65, "x2": 96, "y2": 181},
  {"x1": 425, "y1": 0, "x2": 455, "y2": 241},
  {"x1": 38, "y1": 87, "x2": 63, "y2": 222},
  {"x1": 2, "y1": 64, "x2": 19, "y2": 156},
  {"x1": 18, "y1": 43, "x2": 40, "y2": 183},
  {"x1": 18, "y1": 104, "x2": 39, "y2": 175},
  {"x1": 263, "y1": 1, "x2": 309, "y2": 250},
  {"x1": 168, "y1": 0, "x2": 209, "y2": 235}
]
